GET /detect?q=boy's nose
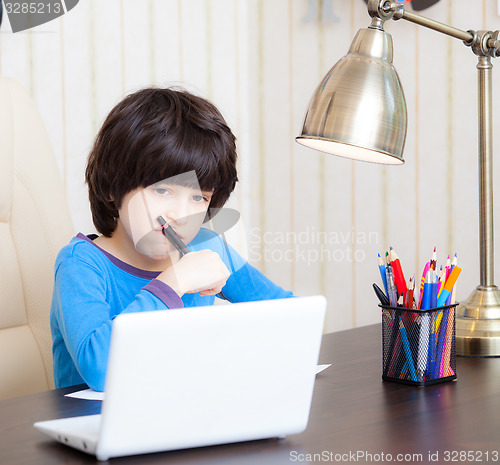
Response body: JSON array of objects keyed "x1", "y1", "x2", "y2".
[
  {"x1": 164, "y1": 203, "x2": 190, "y2": 226},
  {"x1": 165, "y1": 214, "x2": 188, "y2": 227}
]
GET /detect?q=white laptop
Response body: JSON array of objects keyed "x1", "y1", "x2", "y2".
[{"x1": 34, "y1": 295, "x2": 326, "y2": 461}]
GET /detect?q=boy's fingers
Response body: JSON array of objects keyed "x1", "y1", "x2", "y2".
[
  {"x1": 196, "y1": 281, "x2": 225, "y2": 296},
  {"x1": 198, "y1": 289, "x2": 219, "y2": 297}
]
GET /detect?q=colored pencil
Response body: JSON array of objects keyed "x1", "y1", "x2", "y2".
[
  {"x1": 417, "y1": 271, "x2": 432, "y2": 381},
  {"x1": 386, "y1": 265, "x2": 398, "y2": 307},
  {"x1": 430, "y1": 246, "x2": 437, "y2": 270},
  {"x1": 418, "y1": 262, "x2": 430, "y2": 309},
  {"x1": 449, "y1": 253, "x2": 458, "y2": 306},
  {"x1": 430, "y1": 270, "x2": 438, "y2": 308},
  {"x1": 378, "y1": 253, "x2": 388, "y2": 296},
  {"x1": 390, "y1": 247, "x2": 407, "y2": 299},
  {"x1": 436, "y1": 266, "x2": 462, "y2": 307},
  {"x1": 437, "y1": 266, "x2": 446, "y2": 298},
  {"x1": 405, "y1": 277, "x2": 414, "y2": 309},
  {"x1": 399, "y1": 319, "x2": 417, "y2": 382},
  {"x1": 445, "y1": 255, "x2": 451, "y2": 281}
]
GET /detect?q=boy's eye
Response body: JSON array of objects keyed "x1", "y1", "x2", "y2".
[
  {"x1": 154, "y1": 187, "x2": 170, "y2": 196},
  {"x1": 192, "y1": 194, "x2": 208, "y2": 203}
]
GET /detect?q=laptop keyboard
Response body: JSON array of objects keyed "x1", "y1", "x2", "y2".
[{"x1": 51, "y1": 414, "x2": 102, "y2": 441}]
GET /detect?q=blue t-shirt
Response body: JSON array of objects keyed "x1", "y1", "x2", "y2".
[{"x1": 50, "y1": 228, "x2": 293, "y2": 391}]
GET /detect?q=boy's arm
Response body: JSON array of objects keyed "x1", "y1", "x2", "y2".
[
  {"x1": 52, "y1": 257, "x2": 182, "y2": 391},
  {"x1": 216, "y1": 238, "x2": 294, "y2": 302},
  {"x1": 222, "y1": 261, "x2": 294, "y2": 302}
]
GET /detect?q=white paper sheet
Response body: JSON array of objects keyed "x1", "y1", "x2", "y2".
[
  {"x1": 315, "y1": 364, "x2": 331, "y2": 374},
  {"x1": 65, "y1": 389, "x2": 105, "y2": 401}
]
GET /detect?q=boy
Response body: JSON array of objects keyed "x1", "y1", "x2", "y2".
[{"x1": 51, "y1": 87, "x2": 293, "y2": 392}]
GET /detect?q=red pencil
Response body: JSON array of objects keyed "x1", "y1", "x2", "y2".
[{"x1": 390, "y1": 247, "x2": 407, "y2": 299}]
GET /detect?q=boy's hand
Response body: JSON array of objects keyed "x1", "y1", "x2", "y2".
[{"x1": 157, "y1": 250, "x2": 230, "y2": 298}]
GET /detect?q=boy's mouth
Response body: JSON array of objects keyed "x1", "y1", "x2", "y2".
[{"x1": 155, "y1": 228, "x2": 184, "y2": 241}]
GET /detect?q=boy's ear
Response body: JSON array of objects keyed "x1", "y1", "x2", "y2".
[
  {"x1": 107, "y1": 194, "x2": 116, "y2": 210},
  {"x1": 106, "y1": 194, "x2": 119, "y2": 219}
]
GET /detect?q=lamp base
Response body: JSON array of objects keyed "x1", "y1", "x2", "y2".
[{"x1": 456, "y1": 286, "x2": 500, "y2": 357}]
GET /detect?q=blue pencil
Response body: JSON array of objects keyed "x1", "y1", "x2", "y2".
[
  {"x1": 426, "y1": 332, "x2": 436, "y2": 379},
  {"x1": 433, "y1": 308, "x2": 449, "y2": 379},
  {"x1": 430, "y1": 271, "x2": 438, "y2": 308},
  {"x1": 399, "y1": 318, "x2": 417, "y2": 382},
  {"x1": 378, "y1": 253, "x2": 388, "y2": 296}
]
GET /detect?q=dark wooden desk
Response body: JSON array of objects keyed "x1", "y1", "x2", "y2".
[{"x1": 1, "y1": 324, "x2": 500, "y2": 464}]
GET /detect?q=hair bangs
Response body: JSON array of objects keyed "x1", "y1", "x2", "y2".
[{"x1": 141, "y1": 125, "x2": 229, "y2": 194}]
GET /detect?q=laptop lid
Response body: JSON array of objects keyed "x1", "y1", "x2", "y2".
[{"x1": 96, "y1": 295, "x2": 326, "y2": 460}]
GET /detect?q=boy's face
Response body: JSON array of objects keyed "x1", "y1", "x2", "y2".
[{"x1": 118, "y1": 173, "x2": 213, "y2": 260}]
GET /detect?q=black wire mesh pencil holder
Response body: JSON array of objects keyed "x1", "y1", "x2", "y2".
[{"x1": 381, "y1": 303, "x2": 458, "y2": 386}]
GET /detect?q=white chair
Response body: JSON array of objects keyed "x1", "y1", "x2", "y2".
[{"x1": 0, "y1": 78, "x2": 74, "y2": 400}]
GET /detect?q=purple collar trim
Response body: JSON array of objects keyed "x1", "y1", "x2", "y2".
[{"x1": 76, "y1": 233, "x2": 160, "y2": 280}]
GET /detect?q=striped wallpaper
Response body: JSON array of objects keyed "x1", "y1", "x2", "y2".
[{"x1": 0, "y1": 0, "x2": 499, "y2": 333}]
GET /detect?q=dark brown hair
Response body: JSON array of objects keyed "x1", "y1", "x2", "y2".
[{"x1": 85, "y1": 87, "x2": 238, "y2": 237}]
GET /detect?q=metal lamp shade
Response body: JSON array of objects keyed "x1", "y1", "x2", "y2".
[{"x1": 296, "y1": 26, "x2": 408, "y2": 165}]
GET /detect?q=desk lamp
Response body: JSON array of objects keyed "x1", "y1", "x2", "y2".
[{"x1": 296, "y1": 0, "x2": 500, "y2": 356}]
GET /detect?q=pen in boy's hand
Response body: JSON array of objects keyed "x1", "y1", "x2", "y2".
[
  {"x1": 156, "y1": 215, "x2": 229, "y2": 302},
  {"x1": 156, "y1": 215, "x2": 190, "y2": 256}
]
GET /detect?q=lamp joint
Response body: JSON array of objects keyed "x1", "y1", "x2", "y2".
[
  {"x1": 467, "y1": 30, "x2": 500, "y2": 58},
  {"x1": 369, "y1": 17, "x2": 385, "y2": 31},
  {"x1": 391, "y1": 4, "x2": 404, "y2": 20},
  {"x1": 368, "y1": 0, "x2": 401, "y2": 22},
  {"x1": 463, "y1": 29, "x2": 477, "y2": 48}
]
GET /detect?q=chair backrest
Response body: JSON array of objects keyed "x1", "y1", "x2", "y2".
[{"x1": 0, "y1": 78, "x2": 74, "y2": 400}]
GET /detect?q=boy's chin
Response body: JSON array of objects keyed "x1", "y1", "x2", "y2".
[{"x1": 137, "y1": 246, "x2": 172, "y2": 261}]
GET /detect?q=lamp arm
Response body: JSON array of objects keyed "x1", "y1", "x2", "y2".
[
  {"x1": 395, "y1": 8, "x2": 473, "y2": 43},
  {"x1": 368, "y1": 0, "x2": 500, "y2": 57}
]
